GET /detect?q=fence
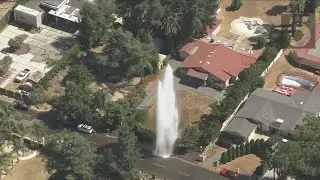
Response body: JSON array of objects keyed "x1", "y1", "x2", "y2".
[
  {"x1": 260, "y1": 49, "x2": 283, "y2": 77},
  {"x1": 0, "y1": 87, "x2": 23, "y2": 100},
  {"x1": 199, "y1": 49, "x2": 283, "y2": 161}
]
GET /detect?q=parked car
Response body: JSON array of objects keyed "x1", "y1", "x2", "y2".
[
  {"x1": 77, "y1": 124, "x2": 95, "y2": 134},
  {"x1": 220, "y1": 168, "x2": 238, "y2": 179},
  {"x1": 18, "y1": 90, "x2": 30, "y2": 96},
  {"x1": 13, "y1": 100, "x2": 29, "y2": 111},
  {"x1": 15, "y1": 69, "x2": 31, "y2": 82}
]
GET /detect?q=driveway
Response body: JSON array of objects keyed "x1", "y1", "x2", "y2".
[{"x1": 169, "y1": 59, "x2": 226, "y2": 101}]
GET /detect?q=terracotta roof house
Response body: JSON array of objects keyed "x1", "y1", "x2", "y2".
[
  {"x1": 178, "y1": 39, "x2": 259, "y2": 88},
  {"x1": 219, "y1": 87, "x2": 320, "y2": 146}
]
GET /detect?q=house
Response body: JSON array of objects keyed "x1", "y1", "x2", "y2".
[
  {"x1": 220, "y1": 87, "x2": 320, "y2": 146},
  {"x1": 14, "y1": 5, "x2": 43, "y2": 28},
  {"x1": 178, "y1": 39, "x2": 258, "y2": 87}
]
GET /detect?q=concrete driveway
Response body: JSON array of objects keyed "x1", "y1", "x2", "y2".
[{"x1": 169, "y1": 59, "x2": 226, "y2": 101}]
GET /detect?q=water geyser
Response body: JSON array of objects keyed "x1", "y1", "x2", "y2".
[{"x1": 154, "y1": 64, "x2": 179, "y2": 158}]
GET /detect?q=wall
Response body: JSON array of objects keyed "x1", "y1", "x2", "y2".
[
  {"x1": 14, "y1": 10, "x2": 41, "y2": 28},
  {"x1": 0, "y1": 88, "x2": 23, "y2": 100},
  {"x1": 211, "y1": 25, "x2": 221, "y2": 36},
  {"x1": 260, "y1": 49, "x2": 283, "y2": 77}
]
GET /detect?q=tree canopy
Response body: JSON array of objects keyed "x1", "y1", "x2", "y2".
[{"x1": 272, "y1": 117, "x2": 320, "y2": 179}]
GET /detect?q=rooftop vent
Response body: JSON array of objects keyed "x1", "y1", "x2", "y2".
[
  {"x1": 207, "y1": 62, "x2": 210, "y2": 64},
  {"x1": 276, "y1": 118, "x2": 284, "y2": 124},
  {"x1": 190, "y1": 46, "x2": 199, "y2": 55},
  {"x1": 300, "y1": 102, "x2": 304, "y2": 105},
  {"x1": 199, "y1": 61, "x2": 202, "y2": 63},
  {"x1": 316, "y1": 112, "x2": 320, "y2": 117},
  {"x1": 207, "y1": 55, "x2": 211, "y2": 58}
]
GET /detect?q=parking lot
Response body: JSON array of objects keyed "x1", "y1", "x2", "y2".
[{"x1": 0, "y1": 24, "x2": 74, "y2": 90}]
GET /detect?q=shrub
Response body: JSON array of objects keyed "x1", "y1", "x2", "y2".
[
  {"x1": 240, "y1": 143, "x2": 245, "y2": 156},
  {"x1": 256, "y1": 36, "x2": 267, "y2": 49},
  {"x1": 227, "y1": 0, "x2": 243, "y2": 11},
  {"x1": 30, "y1": 87, "x2": 47, "y2": 105},
  {"x1": 236, "y1": 145, "x2": 240, "y2": 158},
  {"x1": 221, "y1": 152, "x2": 228, "y2": 164},
  {"x1": 231, "y1": 147, "x2": 236, "y2": 160},
  {"x1": 245, "y1": 142, "x2": 250, "y2": 154},
  {"x1": 227, "y1": 149, "x2": 232, "y2": 162},
  {"x1": 8, "y1": 34, "x2": 28, "y2": 50},
  {"x1": 255, "y1": 161, "x2": 268, "y2": 175},
  {"x1": 0, "y1": 56, "x2": 13, "y2": 76},
  {"x1": 250, "y1": 139, "x2": 255, "y2": 153}
]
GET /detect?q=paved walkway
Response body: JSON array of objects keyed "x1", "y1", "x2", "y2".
[
  {"x1": 0, "y1": 70, "x2": 19, "y2": 88},
  {"x1": 19, "y1": 151, "x2": 39, "y2": 160}
]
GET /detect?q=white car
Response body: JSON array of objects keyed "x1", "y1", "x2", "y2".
[
  {"x1": 15, "y1": 69, "x2": 31, "y2": 82},
  {"x1": 77, "y1": 124, "x2": 95, "y2": 134},
  {"x1": 18, "y1": 90, "x2": 30, "y2": 96}
]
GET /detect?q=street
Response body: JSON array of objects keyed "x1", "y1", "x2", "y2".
[{"x1": 138, "y1": 156, "x2": 228, "y2": 180}]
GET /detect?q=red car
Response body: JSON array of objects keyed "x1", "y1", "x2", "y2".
[{"x1": 220, "y1": 168, "x2": 238, "y2": 178}]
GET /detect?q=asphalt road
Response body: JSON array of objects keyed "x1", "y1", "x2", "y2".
[{"x1": 138, "y1": 156, "x2": 228, "y2": 180}]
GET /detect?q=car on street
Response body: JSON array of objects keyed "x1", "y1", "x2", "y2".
[
  {"x1": 13, "y1": 100, "x2": 29, "y2": 111},
  {"x1": 15, "y1": 69, "x2": 31, "y2": 82},
  {"x1": 77, "y1": 124, "x2": 95, "y2": 134},
  {"x1": 220, "y1": 168, "x2": 238, "y2": 179}
]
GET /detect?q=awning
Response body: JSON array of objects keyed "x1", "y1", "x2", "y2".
[{"x1": 186, "y1": 69, "x2": 208, "y2": 80}]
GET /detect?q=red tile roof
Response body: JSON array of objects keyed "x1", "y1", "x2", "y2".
[
  {"x1": 186, "y1": 69, "x2": 208, "y2": 80},
  {"x1": 180, "y1": 39, "x2": 259, "y2": 82}
]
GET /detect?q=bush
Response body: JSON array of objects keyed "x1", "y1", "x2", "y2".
[
  {"x1": 30, "y1": 87, "x2": 47, "y2": 105},
  {"x1": 221, "y1": 152, "x2": 228, "y2": 164},
  {"x1": 256, "y1": 36, "x2": 267, "y2": 49},
  {"x1": 231, "y1": 147, "x2": 236, "y2": 160},
  {"x1": 240, "y1": 143, "x2": 245, "y2": 156},
  {"x1": 250, "y1": 139, "x2": 255, "y2": 153},
  {"x1": 0, "y1": 56, "x2": 12, "y2": 76},
  {"x1": 8, "y1": 34, "x2": 28, "y2": 50},
  {"x1": 236, "y1": 145, "x2": 240, "y2": 158},
  {"x1": 227, "y1": 0, "x2": 243, "y2": 11},
  {"x1": 255, "y1": 161, "x2": 268, "y2": 175},
  {"x1": 227, "y1": 149, "x2": 232, "y2": 162},
  {"x1": 245, "y1": 142, "x2": 250, "y2": 154}
]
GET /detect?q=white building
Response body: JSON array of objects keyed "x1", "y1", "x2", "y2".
[{"x1": 14, "y1": 5, "x2": 43, "y2": 28}]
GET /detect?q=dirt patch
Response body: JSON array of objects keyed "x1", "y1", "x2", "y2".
[
  {"x1": 263, "y1": 53, "x2": 314, "y2": 90},
  {"x1": 30, "y1": 103, "x2": 52, "y2": 112},
  {"x1": 4, "y1": 155, "x2": 51, "y2": 180},
  {"x1": 218, "y1": 154, "x2": 262, "y2": 175},
  {"x1": 146, "y1": 86, "x2": 215, "y2": 132},
  {"x1": 217, "y1": 0, "x2": 290, "y2": 43}
]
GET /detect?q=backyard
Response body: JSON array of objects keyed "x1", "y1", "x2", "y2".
[
  {"x1": 217, "y1": 0, "x2": 290, "y2": 43},
  {"x1": 263, "y1": 52, "x2": 315, "y2": 90}
]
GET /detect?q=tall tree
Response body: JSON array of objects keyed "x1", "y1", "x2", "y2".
[
  {"x1": 44, "y1": 130, "x2": 96, "y2": 180},
  {"x1": 161, "y1": 6, "x2": 181, "y2": 37},
  {"x1": 118, "y1": 121, "x2": 141, "y2": 179},
  {"x1": 0, "y1": 152, "x2": 13, "y2": 175},
  {"x1": 290, "y1": 0, "x2": 306, "y2": 36}
]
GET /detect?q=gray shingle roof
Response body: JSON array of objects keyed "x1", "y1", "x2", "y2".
[
  {"x1": 228, "y1": 87, "x2": 320, "y2": 133},
  {"x1": 224, "y1": 117, "x2": 257, "y2": 138}
]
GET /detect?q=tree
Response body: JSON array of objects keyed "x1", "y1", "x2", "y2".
[
  {"x1": 0, "y1": 56, "x2": 13, "y2": 77},
  {"x1": 94, "y1": 148, "x2": 119, "y2": 179},
  {"x1": 289, "y1": 0, "x2": 306, "y2": 37},
  {"x1": 30, "y1": 121, "x2": 46, "y2": 149},
  {"x1": 29, "y1": 87, "x2": 47, "y2": 105},
  {"x1": 250, "y1": 139, "x2": 255, "y2": 153},
  {"x1": 221, "y1": 152, "x2": 228, "y2": 164},
  {"x1": 130, "y1": 109, "x2": 148, "y2": 134},
  {"x1": 92, "y1": 90, "x2": 106, "y2": 110},
  {"x1": 236, "y1": 145, "x2": 240, "y2": 158},
  {"x1": 279, "y1": 30, "x2": 291, "y2": 49},
  {"x1": 161, "y1": 6, "x2": 181, "y2": 37},
  {"x1": 227, "y1": 149, "x2": 232, "y2": 162},
  {"x1": 44, "y1": 130, "x2": 96, "y2": 179},
  {"x1": 245, "y1": 142, "x2": 250, "y2": 154},
  {"x1": 12, "y1": 138, "x2": 25, "y2": 159},
  {"x1": 63, "y1": 64, "x2": 94, "y2": 87},
  {"x1": 231, "y1": 147, "x2": 236, "y2": 160},
  {"x1": 79, "y1": 2, "x2": 112, "y2": 49},
  {"x1": 0, "y1": 152, "x2": 13, "y2": 175},
  {"x1": 118, "y1": 121, "x2": 141, "y2": 179},
  {"x1": 103, "y1": 101, "x2": 126, "y2": 130},
  {"x1": 227, "y1": 0, "x2": 244, "y2": 11},
  {"x1": 256, "y1": 36, "x2": 267, "y2": 49},
  {"x1": 8, "y1": 34, "x2": 27, "y2": 50},
  {"x1": 176, "y1": 125, "x2": 200, "y2": 153},
  {"x1": 240, "y1": 143, "x2": 245, "y2": 156},
  {"x1": 198, "y1": 120, "x2": 221, "y2": 146},
  {"x1": 89, "y1": 29, "x2": 159, "y2": 81}
]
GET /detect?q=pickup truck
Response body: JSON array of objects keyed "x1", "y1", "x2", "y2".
[{"x1": 15, "y1": 69, "x2": 31, "y2": 82}]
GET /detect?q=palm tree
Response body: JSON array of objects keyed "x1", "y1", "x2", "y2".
[
  {"x1": 0, "y1": 152, "x2": 13, "y2": 175},
  {"x1": 290, "y1": 0, "x2": 306, "y2": 36},
  {"x1": 161, "y1": 6, "x2": 182, "y2": 37},
  {"x1": 12, "y1": 138, "x2": 25, "y2": 159}
]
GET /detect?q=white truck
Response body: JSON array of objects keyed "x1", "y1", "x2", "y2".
[
  {"x1": 15, "y1": 69, "x2": 31, "y2": 82},
  {"x1": 77, "y1": 124, "x2": 95, "y2": 134}
]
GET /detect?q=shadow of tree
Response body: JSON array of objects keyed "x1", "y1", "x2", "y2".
[
  {"x1": 266, "y1": 5, "x2": 289, "y2": 16},
  {"x1": 50, "y1": 36, "x2": 79, "y2": 53}
]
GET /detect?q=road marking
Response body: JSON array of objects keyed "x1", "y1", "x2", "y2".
[
  {"x1": 178, "y1": 172, "x2": 190, "y2": 176},
  {"x1": 152, "y1": 163, "x2": 165, "y2": 168},
  {"x1": 105, "y1": 134, "x2": 119, "y2": 139},
  {"x1": 88, "y1": 141, "x2": 99, "y2": 145}
]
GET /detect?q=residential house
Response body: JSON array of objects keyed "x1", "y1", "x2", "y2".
[
  {"x1": 178, "y1": 39, "x2": 259, "y2": 87},
  {"x1": 219, "y1": 87, "x2": 320, "y2": 146}
]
